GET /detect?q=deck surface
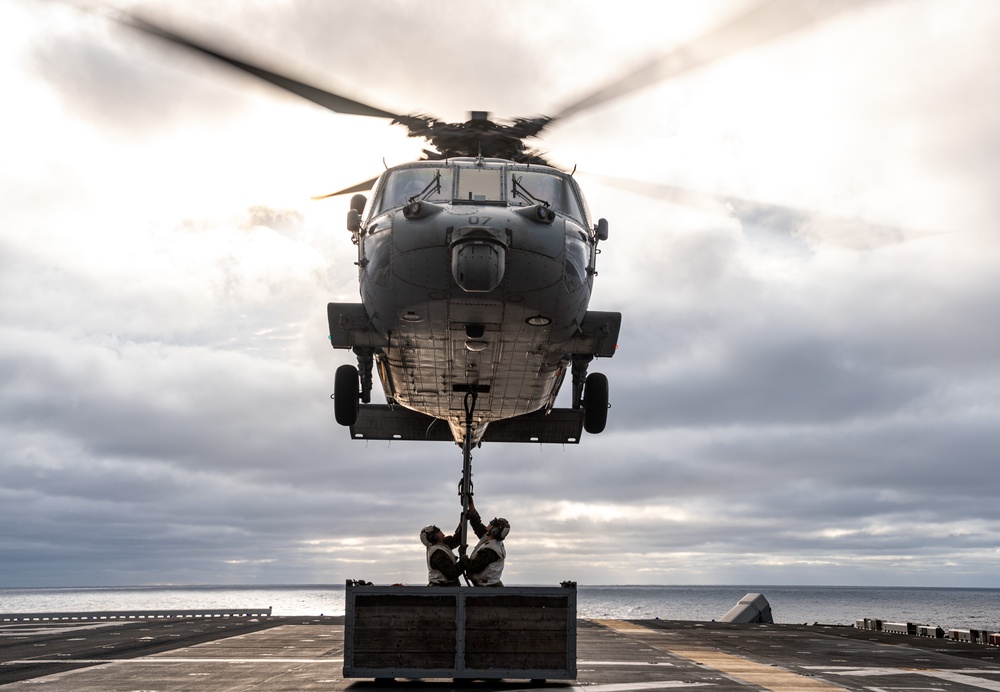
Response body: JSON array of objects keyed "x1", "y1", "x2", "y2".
[{"x1": 4, "y1": 616, "x2": 1000, "y2": 690}]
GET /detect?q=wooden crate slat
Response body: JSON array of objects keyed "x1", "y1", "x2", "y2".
[
  {"x1": 355, "y1": 594, "x2": 454, "y2": 608},
  {"x1": 466, "y1": 652, "x2": 569, "y2": 669},
  {"x1": 466, "y1": 595, "x2": 570, "y2": 609},
  {"x1": 353, "y1": 611, "x2": 456, "y2": 630},
  {"x1": 354, "y1": 651, "x2": 456, "y2": 669},
  {"x1": 466, "y1": 629, "x2": 567, "y2": 654},
  {"x1": 466, "y1": 606, "x2": 569, "y2": 630},
  {"x1": 353, "y1": 629, "x2": 456, "y2": 653}
]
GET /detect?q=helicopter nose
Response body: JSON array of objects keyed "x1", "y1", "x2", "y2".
[{"x1": 451, "y1": 227, "x2": 507, "y2": 292}]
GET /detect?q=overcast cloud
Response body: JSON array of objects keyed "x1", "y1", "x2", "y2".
[{"x1": 2, "y1": 0, "x2": 999, "y2": 589}]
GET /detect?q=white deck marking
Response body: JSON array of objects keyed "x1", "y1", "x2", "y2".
[
  {"x1": 807, "y1": 665, "x2": 1000, "y2": 691},
  {"x1": 570, "y1": 683, "x2": 712, "y2": 692},
  {"x1": 0, "y1": 622, "x2": 125, "y2": 637},
  {"x1": 920, "y1": 671, "x2": 1000, "y2": 691},
  {"x1": 594, "y1": 620, "x2": 847, "y2": 691},
  {"x1": 579, "y1": 660, "x2": 676, "y2": 666},
  {"x1": 3, "y1": 657, "x2": 345, "y2": 664}
]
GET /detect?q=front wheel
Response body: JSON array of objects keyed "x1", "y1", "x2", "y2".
[
  {"x1": 334, "y1": 364, "x2": 360, "y2": 426},
  {"x1": 583, "y1": 372, "x2": 609, "y2": 434}
]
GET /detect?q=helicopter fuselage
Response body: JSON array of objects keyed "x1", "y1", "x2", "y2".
[{"x1": 330, "y1": 157, "x2": 620, "y2": 444}]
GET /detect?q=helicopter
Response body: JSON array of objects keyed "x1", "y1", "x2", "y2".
[
  {"x1": 115, "y1": 1, "x2": 877, "y2": 448},
  {"x1": 329, "y1": 153, "x2": 620, "y2": 447},
  {"x1": 121, "y1": 16, "x2": 627, "y2": 449}
]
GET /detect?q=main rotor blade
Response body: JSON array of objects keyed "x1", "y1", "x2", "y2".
[
  {"x1": 124, "y1": 15, "x2": 401, "y2": 120},
  {"x1": 311, "y1": 175, "x2": 380, "y2": 200},
  {"x1": 553, "y1": 0, "x2": 877, "y2": 122},
  {"x1": 594, "y1": 176, "x2": 936, "y2": 251}
]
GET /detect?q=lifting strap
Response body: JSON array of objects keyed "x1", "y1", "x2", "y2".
[{"x1": 457, "y1": 391, "x2": 477, "y2": 584}]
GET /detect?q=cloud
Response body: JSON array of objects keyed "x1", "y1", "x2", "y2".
[
  {"x1": 2, "y1": 0, "x2": 1000, "y2": 589},
  {"x1": 27, "y1": 15, "x2": 250, "y2": 137}
]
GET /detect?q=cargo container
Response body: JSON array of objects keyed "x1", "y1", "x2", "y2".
[
  {"x1": 882, "y1": 622, "x2": 916, "y2": 635},
  {"x1": 342, "y1": 581, "x2": 576, "y2": 682}
]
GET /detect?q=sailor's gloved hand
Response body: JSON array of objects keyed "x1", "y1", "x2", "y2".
[{"x1": 459, "y1": 555, "x2": 470, "y2": 569}]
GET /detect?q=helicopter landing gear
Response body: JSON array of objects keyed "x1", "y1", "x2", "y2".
[
  {"x1": 334, "y1": 349, "x2": 373, "y2": 427},
  {"x1": 334, "y1": 364, "x2": 360, "y2": 426},
  {"x1": 583, "y1": 372, "x2": 609, "y2": 434},
  {"x1": 571, "y1": 355, "x2": 609, "y2": 434}
]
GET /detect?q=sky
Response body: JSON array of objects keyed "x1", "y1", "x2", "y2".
[{"x1": 2, "y1": 0, "x2": 999, "y2": 589}]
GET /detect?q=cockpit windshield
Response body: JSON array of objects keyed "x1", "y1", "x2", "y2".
[
  {"x1": 376, "y1": 166, "x2": 454, "y2": 212},
  {"x1": 508, "y1": 170, "x2": 583, "y2": 221},
  {"x1": 374, "y1": 164, "x2": 585, "y2": 223}
]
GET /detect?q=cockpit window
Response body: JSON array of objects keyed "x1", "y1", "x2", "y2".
[
  {"x1": 456, "y1": 167, "x2": 503, "y2": 203},
  {"x1": 376, "y1": 166, "x2": 454, "y2": 213},
  {"x1": 373, "y1": 164, "x2": 586, "y2": 224},
  {"x1": 509, "y1": 170, "x2": 583, "y2": 222}
]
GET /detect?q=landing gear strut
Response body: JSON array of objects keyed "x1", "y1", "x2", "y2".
[
  {"x1": 570, "y1": 355, "x2": 592, "y2": 411},
  {"x1": 354, "y1": 348, "x2": 374, "y2": 404}
]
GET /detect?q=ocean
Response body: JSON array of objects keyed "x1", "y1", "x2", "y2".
[{"x1": 3, "y1": 585, "x2": 999, "y2": 631}]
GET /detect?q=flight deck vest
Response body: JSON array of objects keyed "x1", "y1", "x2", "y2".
[
  {"x1": 468, "y1": 538, "x2": 505, "y2": 586},
  {"x1": 426, "y1": 544, "x2": 458, "y2": 585}
]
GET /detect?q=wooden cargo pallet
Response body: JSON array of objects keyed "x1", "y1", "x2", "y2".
[{"x1": 343, "y1": 582, "x2": 577, "y2": 680}]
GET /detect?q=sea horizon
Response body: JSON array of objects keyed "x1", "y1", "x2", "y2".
[
  {"x1": 3, "y1": 583, "x2": 999, "y2": 631},
  {"x1": 4, "y1": 582, "x2": 998, "y2": 589}
]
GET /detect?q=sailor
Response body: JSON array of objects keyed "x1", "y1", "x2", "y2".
[
  {"x1": 465, "y1": 499, "x2": 509, "y2": 587},
  {"x1": 420, "y1": 523, "x2": 464, "y2": 587}
]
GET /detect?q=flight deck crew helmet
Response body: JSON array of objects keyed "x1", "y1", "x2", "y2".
[
  {"x1": 488, "y1": 518, "x2": 510, "y2": 540},
  {"x1": 420, "y1": 525, "x2": 441, "y2": 547}
]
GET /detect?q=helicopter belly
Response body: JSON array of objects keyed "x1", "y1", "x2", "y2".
[
  {"x1": 330, "y1": 296, "x2": 620, "y2": 444},
  {"x1": 371, "y1": 259, "x2": 583, "y2": 437},
  {"x1": 381, "y1": 295, "x2": 567, "y2": 423}
]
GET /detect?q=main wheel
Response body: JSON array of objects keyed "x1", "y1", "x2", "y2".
[
  {"x1": 583, "y1": 372, "x2": 609, "y2": 434},
  {"x1": 334, "y1": 364, "x2": 360, "y2": 426}
]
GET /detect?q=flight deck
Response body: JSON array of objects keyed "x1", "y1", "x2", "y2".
[{"x1": 4, "y1": 615, "x2": 1000, "y2": 691}]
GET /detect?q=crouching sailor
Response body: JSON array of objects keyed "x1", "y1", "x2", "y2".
[
  {"x1": 466, "y1": 499, "x2": 509, "y2": 587},
  {"x1": 420, "y1": 523, "x2": 464, "y2": 587}
]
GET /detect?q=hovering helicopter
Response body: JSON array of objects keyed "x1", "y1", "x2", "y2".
[
  {"x1": 116, "y1": 1, "x2": 877, "y2": 448},
  {"x1": 122, "y1": 17, "x2": 627, "y2": 449}
]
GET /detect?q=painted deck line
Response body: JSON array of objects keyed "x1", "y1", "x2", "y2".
[
  {"x1": 595, "y1": 619, "x2": 848, "y2": 692},
  {"x1": 569, "y1": 684, "x2": 713, "y2": 692},
  {"x1": 579, "y1": 660, "x2": 677, "y2": 666},
  {"x1": 800, "y1": 664, "x2": 1000, "y2": 690},
  {"x1": 3, "y1": 658, "x2": 346, "y2": 665}
]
